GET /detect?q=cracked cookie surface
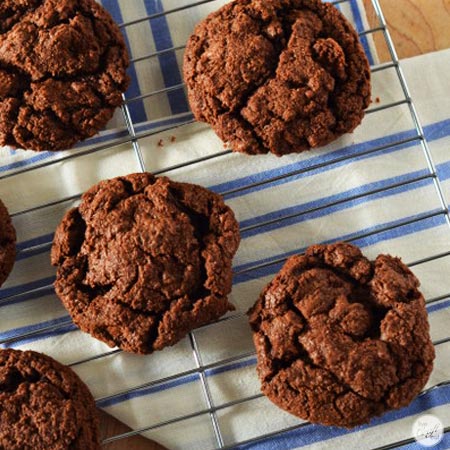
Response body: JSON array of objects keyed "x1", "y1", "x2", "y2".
[
  {"x1": 51, "y1": 173, "x2": 240, "y2": 354},
  {"x1": 248, "y1": 243, "x2": 434, "y2": 427},
  {"x1": 0, "y1": 198, "x2": 16, "y2": 288},
  {"x1": 184, "y1": 0, "x2": 371, "y2": 156},
  {"x1": 0, "y1": 349, "x2": 100, "y2": 450},
  {"x1": 0, "y1": 0, "x2": 130, "y2": 152}
]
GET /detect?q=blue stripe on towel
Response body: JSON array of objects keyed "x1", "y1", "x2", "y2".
[
  {"x1": 437, "y1": 161, "x2": 450, "y2": 183},
  {"x1": 102, "y1": 0, "x2": 148, "y2": 123},
  {"x1": 0, "y1": 276, "x2": 56, "y2": 301},
  {"x1": 349, "y1": 0, "x2": 375, "y2": 65},
  {"x1": 0, "y1": 286, "x2": 55, "y2": 309},
  {"x1": 218, "y1": 129, "x2": 419, "y2": 198},
  {"x1": 428, "y1": 299, "x2": 450, "y2": 314},
  {"x1": 0, "y1": 151, "x2": 55, "y2": 173},
  {"x1": 234, "y1": 213, "x2": 445, "y2": 284},
  {"x1": 16, "y1": 234, "x2": 55, "y2": 251},
  {"x1": 144, "y1": 0, "x2": 190, "y2": 115},
  {"x1": 236, "y1": 385, "x2": 450, "y2": 450},
  {"x1": 239, "y1": 171, "x2": 431, "y2": 237},
  {"x1": 0, "y1": 316, "x2": 71, "y2": 342},
  {"x1": 205, "y1": 357, "x2": 257, "y2": 378},
  {"x1": 3, "y1": 324, "x2": 78, "y2": 349}
]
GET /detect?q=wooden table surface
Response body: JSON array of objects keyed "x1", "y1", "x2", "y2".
[
  {"x1": 100, "y1": 1, "x2": 450, "y2": 449},
  {"x1": 363, "y1": 0, "x2": 450, "y2": 62}
]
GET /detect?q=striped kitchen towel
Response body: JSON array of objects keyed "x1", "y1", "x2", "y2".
[{"x1": 0, "y1": 1, "x2": 449, "y2": 449}]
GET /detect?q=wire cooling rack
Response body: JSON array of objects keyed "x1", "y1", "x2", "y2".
[{"x1": 1, "y1": 0, "x2": 450, "y2": 449}]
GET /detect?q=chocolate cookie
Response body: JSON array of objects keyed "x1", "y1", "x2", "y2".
[
  {"x1": 51, "y1": 173, "x2": 240, "y2": 354},
  {"x1": 0, "y1": 349, "x2": 100, "y2": 450},
  {"x1": 0, "y1": 198, "x2": 16, "y2": 287},
  {"x1": 0, "y1": 0, "x2": 130, "y2": 152},
  {"x1": 184, "y1": 0, "x2": 371, "y2": 156},
  {"x1": 248, "y1": 243, "x2": 435, "y2": 427}
]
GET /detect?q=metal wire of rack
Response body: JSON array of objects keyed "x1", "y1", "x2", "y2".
[{"x1": 1, "y1": 0, "x2": 450, "y2": 449}]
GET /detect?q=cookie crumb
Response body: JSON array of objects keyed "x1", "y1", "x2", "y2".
[
  {"x1": 170, "y1": 136, "x2": 176, "y2": 143},
  {"x1": 375, "y1": 96, "x2": 380, "y2": 103},
  {"x1": 157, "y1": 139, "x2": 164, "y2": 147}
]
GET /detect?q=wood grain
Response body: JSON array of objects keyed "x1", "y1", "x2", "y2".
[
  {"x1": 99, "y1": 1, "x2": 450, "y2": 448},
  {"x1": 363, "y1": 0, "x2": 450, "y2": 61}
]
